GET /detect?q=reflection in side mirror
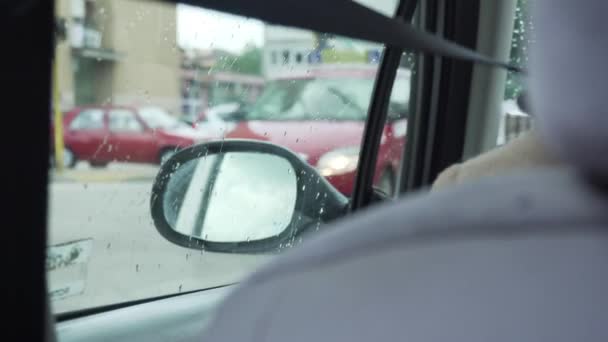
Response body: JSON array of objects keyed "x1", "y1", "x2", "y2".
[
  {"x1": 168, "y1": 152, "x2": 297, "y2": 242},
  {"x1": 150, "y1": 140, "x2": 349, "y2": 253}
]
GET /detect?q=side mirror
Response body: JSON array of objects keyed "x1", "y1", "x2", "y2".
[{"x1": 150, "y1": 140, "x2": 349, "y2": 253}]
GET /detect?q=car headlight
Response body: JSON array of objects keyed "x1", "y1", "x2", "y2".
[{"x1": 317, "y1": 146, "x2": 360, "y2": 177}]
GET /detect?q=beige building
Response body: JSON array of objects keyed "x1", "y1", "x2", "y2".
[{"x1": 55, "y1": 0, "x2": 181, "y2": 114}]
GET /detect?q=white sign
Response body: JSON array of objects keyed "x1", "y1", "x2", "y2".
[{"x1": 47, "y1": 239, "x2": 93, "y2": 301}]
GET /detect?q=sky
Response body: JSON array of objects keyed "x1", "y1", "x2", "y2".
[{"x1": 177, "y1": 4, "x2": 264, "y2": 54}]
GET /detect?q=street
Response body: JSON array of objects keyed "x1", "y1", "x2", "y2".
[{"x1": 47, "y1": 163, "x2": 271, "y2": 313}]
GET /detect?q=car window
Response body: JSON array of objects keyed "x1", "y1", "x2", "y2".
[
  {"x1": 499, "y1": 0, "x2": 532, "y2": 146},
  {"x1": 69, "y1": 109, "x2": 105, "y2": 130},
  {"x1": 48, "y1": 0, "x2": 403, "y2": 314},
  {"x1": 139, "y1": 107, "x2": 184, "y2": 129},
  {"x1": 108, "y1": 109, "x2": 144, "y2": 132}
]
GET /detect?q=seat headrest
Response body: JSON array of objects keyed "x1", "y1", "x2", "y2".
[{"x1": 530, "y1": 0, "x2": 608, "y2": 178}]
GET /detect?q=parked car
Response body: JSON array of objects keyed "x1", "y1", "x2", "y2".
[
  {"x1": 225, "y1": 65, "x2": 410, "y2": 196},
  {"x1": 51, "y1": 105, "x2": 207, "y2": 167},
  {"x1": 190, "y1": 102, "x2": 246, "y2": 140}
]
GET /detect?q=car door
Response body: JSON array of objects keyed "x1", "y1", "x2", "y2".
[
  {"x1": 107, "y1": 108, "x2": 156, "y2": 163},
  {"x1": 65, "y1": 108, "x2": 108, "y2": 162},
  {"x1": 30, "y1": 0, "x2": 526, "y2": 341}
]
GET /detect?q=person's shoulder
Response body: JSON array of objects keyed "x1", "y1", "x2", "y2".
[
  {"x1": 431, "y1": 163, "x2": 462, "y2": 190},
  {"x1": 432, "y1": 131, "x2": 559, "y2": 190}
]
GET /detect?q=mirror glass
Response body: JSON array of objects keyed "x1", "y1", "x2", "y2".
[{"x1": 163, "y1": 152, "x2": 297, "y2": 243}]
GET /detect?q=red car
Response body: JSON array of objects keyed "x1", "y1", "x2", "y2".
[
  {"x1": 52, "y1": 105, "x2": 206, "y2": 167},
  {"x1": 226, "y1": 66, "x2": 410, "y2": 196}
]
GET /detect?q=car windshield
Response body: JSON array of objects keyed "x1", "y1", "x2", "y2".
[
  {"x1": 247, "y1": 78, "x2": 373, "y2": 121},
  {"x1": 247, "y1": 77, "x2": 410, "y2": 121},
  {"x1": 139, "y1": 107, "x2": 185, "y2": 129}
]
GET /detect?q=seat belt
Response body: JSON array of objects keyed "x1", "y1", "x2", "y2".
[{"x1": 179, "y1": 0, "x2": 522, "y2": 73}]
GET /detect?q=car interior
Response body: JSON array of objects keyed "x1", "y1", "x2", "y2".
[{"x1": 7, "y1": 0, "x2": 606, "y2": 341}]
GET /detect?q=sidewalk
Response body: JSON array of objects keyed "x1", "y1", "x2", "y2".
[{"x1": 51, "y1": 162, "x2": 159, "y2": 183}]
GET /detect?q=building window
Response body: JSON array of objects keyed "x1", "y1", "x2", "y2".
[{"x1": 282, "y1": 50, "x2": 290, "y2": 64}]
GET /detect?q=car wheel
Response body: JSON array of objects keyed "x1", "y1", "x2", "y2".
[
  {"x1": 377, "y1": 169, "x2": 395, "y2": 197},
  {"x1": 159, "y1": 148, "x2": 177, "y2": 165},
  {"x1": 90, "y1": 161, "x2": 108, "y2": 168},
  {"x1": 62, "y1": 147, "x2": 77, "y2": 169}
]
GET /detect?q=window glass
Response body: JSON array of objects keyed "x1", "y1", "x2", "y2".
[
  {"x1": 69, "y1": 109, "x2": 104, "y2": 130},
  {"x1": 499, "y1": 0, "x2": 533, "y2": 146},
  {"x1": 139, "y1": 107, "x2": 184, "y2": 129},
  {"x1": 48, "y1": 0, "x2": 403, "y2": 314},
  {"x1": 108, "y1": 109, "x2": 144, "y2": 132}
]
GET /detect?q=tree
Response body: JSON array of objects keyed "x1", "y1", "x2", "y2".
[{"x1": 222, "y1": 46, "x2": 263, "y2": 75}]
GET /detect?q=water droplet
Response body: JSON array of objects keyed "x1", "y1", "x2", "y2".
[
  {"x1": 283, "y1": 131, "x2": 287, "y2": 136},
  {"x1": 135, "y1": 264, "x2": 140, "y2": 272},
  {"x1": 319, "y1": 208, "x2": 325, "y2": 214},
  {"x1": 83, "y1": 183, "x2": 88, "y2": 189},
  {"x1": 186, "y1": 253, "x2": 190, "y2": 260},
  {"x1": 302, "y1": 185, "x2": 306, "y2": 191},
  {"x1": 315, "y1": 192, "x2": 320, "y2": 199},
  {"x1": 288, "y1": 168, "x2": 292, "y2": 174},
  {"x1": 158, "y1": 263, "x2": 161, "y2": 269},
  {"x1": 296, "y1": 138, "x2": 299, "y2": 143},
  {"x1": 178, "y1": 284, "x2": 183, "y2": 292},
  {"x1": 106, "y1": 242, "x2": 111, "y2": 249},
  {"x1": 264, "y1": 132, "x2": 267, "y2": 136}
]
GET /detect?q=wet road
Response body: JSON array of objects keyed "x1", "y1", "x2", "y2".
[{"x1": 47, "y1": 179, "x2": 271, "y2": 313}]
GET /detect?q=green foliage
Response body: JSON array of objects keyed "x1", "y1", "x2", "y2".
[
  {"x1": 219, "y1": 46, "x2": 263, "y2": 75},
  {"x1": 505, "y1": 0, "x2": 531, "y2": 100}
]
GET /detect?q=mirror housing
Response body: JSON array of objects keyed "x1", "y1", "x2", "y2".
[{"x1": 150, "y1": 140, "x2": 349, "y2": 254}]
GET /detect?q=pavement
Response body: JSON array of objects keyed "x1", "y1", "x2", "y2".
[{"x1": 47, "y1": 162, "x2": 272, "y2": 314}]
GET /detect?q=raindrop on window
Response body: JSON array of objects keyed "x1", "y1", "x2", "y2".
[
  {"x1": 178, "y1": 284, "x2": 183, "y2": 293},
  {"x1": 135, "y1": 264, "x2": 140, "y2": 272},
  {"x1": 106, "y1": 242, "x2": 111, "y2": 250},
  {"x1": 302, "y1": 185, "x2": 306, "y2": 191}
]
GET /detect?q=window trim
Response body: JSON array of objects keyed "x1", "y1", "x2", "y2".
[
  {"x1": 350, "y1": 0, "x2": 417, "y2": 210},
  {"x1": 398, "y1": 0, "x2": 481, "y2": 192}
]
